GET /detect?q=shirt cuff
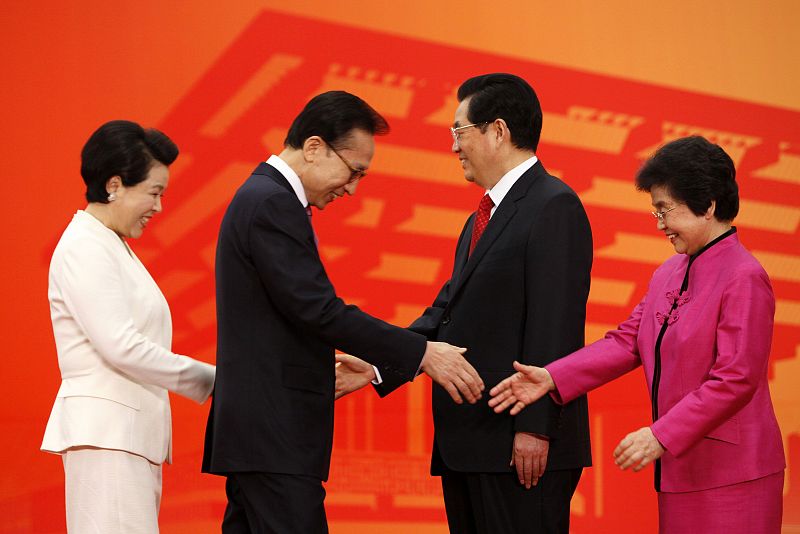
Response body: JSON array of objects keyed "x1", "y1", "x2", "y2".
[{"x1": 371, "y1": 365, "x2": 383, "y2": 385}]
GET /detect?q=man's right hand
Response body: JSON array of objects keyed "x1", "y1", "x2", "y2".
[{"x1": 420, "y1": 341, "x2": 484, "y2": 404}]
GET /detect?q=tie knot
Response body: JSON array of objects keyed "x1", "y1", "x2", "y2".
[{"x1": 479, "y1": 194, "x2": 494, "y2": 212}]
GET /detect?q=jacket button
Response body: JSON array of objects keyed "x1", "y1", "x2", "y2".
[{"x1": 441, "y1": 315, "x2": 451, "y2": 325}]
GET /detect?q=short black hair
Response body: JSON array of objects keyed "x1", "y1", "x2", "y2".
[
  {"x1": 457, "y1": 73, "x2": 542, "y2": 152},
  {"x1": 636, "y1": 136, "x2": 739, "y2": 222},
  {"x1": 284, "y1": 91, "x2": 389, "y2": 150},
  {"x1": 81, "y1": 120, "x2": 179, "y2": 203}
]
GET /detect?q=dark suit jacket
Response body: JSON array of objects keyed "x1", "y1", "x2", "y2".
[
  {"x1": 379, "y1": 161, "x2": 593, "y2": 474},
  {"x1": 202, "y1": 162, "x2": 426, "y2": 481}
]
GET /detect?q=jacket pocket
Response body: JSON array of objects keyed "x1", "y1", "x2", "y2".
[
  {"x1": 57, "y1": 374, "x2": 141, "y2": 410},
  {"x1": 705, "y1": 416, "x2": 739, "y2": 444},
  {"x1": 282, "y1": 364, "x2": 326, "y2": 395}
]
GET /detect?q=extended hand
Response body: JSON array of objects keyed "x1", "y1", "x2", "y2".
[
  {"x1": 488, "y1": 361, "x2": 555, "y2": 415},
  {"x1": 335, "y1": 354, "x2": 376, "y2": 400},
  {"x1": 511, "y1": 432, "x2": 549, "y2": 488},
  {"x1": 420, "y1": 341, "x2": 484, "y2": 404},
  {"x1": 613, "y1": 427, "x2": 665, "y2": 471}
]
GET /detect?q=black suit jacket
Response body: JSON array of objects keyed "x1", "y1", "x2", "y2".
[
  {"x1": 202, "y1": 162, "x2": 426, "y2": 481},
  {"x1": 379, "y1": 161, "x2": 593, "y2": 473}
]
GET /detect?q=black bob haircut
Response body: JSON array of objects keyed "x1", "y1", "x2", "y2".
[
  {"x1": 636, "y1": 136, "x2": 739, "y2": 222},
  {"x1": 81, "y1": 120, "x2": 178, "y2": 203},
  {"x1": 284, "y1": 91, "x2": 389, "y2": 150},
  {"x1": 457, "y1": 73, "x2": 543, "y2": 152}
]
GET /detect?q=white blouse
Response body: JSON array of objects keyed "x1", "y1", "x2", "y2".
[{"x1": 41, "y1": 210, "x2": 215, "y2": 464}]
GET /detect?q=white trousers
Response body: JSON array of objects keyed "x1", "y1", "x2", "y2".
[{"x1": 62, "y1": 447, "x2": 162, "y2": 534}]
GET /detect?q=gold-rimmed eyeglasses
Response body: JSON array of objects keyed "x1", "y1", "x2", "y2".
[
  {"x1": 651, "y1": 206, "x2": 677, "y2": 221},
  {"x1": 324, "y1": 140, "x2": 367, "y2": 182},
  {"x1": 450, "y1": 122, "x2": 490, "y2": 144}
]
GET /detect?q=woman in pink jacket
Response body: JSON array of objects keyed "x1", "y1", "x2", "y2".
[{"x1": 489, "y1": 136, "x2": 784, "y2": 533}]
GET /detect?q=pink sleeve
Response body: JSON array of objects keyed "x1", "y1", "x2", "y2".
[{"x1": 547, "y1": 299, "x2": 645, "y2": 404}]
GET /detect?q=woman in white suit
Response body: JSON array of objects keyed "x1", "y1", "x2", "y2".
[{"x1": 41, "y1": 120, "x2": 216, "y2": 533}]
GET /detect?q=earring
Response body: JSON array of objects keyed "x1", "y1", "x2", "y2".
[{"x1": 108, "y1": 192, "x2": 117, "y2": 202}]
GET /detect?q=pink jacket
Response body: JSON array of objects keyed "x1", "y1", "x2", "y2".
[{"x1": 547, "y1": 231, "x2": 785, "y2": 492}]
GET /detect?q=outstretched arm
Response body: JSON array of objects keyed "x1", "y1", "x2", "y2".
[{"x1": 489, "y1": 361, "x2": 555, "y2": 415}]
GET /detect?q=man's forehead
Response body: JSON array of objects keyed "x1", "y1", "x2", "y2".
[
  {"x1": 453, "y1": 99, "x2": 470, "y2": 126},
  {"x1": 350, "y1": 137, "x2": 375, "y2": 158}
]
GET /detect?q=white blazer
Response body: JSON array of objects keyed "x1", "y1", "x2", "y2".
[{"x1": 41, "y1": 210, "x2": 215, "y2": 464}]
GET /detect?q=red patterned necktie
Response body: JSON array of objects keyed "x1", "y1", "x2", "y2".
[{"x1": 469, "y1": 194, "x2": 494, "y2": 255}]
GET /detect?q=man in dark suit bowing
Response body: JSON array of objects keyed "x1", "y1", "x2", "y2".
[
  {"x1": 202, "y1": 91, "x2": 484, "y2": 534},
  {"x1": 338, "y1": 74, "x2": 593, "y2": 533}
]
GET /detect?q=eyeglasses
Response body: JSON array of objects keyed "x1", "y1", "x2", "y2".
[
  {"x1": 326, "y1": 142, "x2": 367, "y2": 182},
  {"x1": 450, "y1": 122, "x2": 490, "y2": 144},
  {"x1": 651, "y1": 206, "x2": 677, "y2": 221}
]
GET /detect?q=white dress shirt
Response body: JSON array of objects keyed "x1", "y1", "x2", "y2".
[{"x1": 485, "y1": 155, "x2": 538, "y2": 217}]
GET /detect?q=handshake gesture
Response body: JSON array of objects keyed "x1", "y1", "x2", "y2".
[
  {"x1": 336, "y1": 341, "x2": 484, "y2": 404},
  {"x1": 488, "y1": 361, "x2": 555, "y2": 414}
]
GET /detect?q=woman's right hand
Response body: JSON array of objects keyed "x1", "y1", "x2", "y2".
[{"x1": 488, "y1": 361, "x2": 555, "y2": 415}]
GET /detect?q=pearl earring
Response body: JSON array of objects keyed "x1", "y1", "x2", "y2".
[{"x1": 108, "y1": 192, "x2": 117, "y2": 202}]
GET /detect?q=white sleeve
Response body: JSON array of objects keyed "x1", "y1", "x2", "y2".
[{"x1": 54, "y1": 239, "x2": 215, "y2": 403}]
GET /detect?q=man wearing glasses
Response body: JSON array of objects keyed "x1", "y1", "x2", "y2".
[
  {"x1": 431, "y1": 73, "x2": 592, "y2": 534},
  {"x1": 203, "y1": 91, "x2": 484, "y2": 533},
  {"x1": 342, "y1": 74, "x2": 594, "y2": 533}
]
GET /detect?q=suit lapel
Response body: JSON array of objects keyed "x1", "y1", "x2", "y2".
[
  {"x1": 449, "y1": 202, "x2": 516, "y2": 299},
  {"x1": 448, "y1": 164, "x2": 541, "y2": 301},
  {"x1": 448, "y1": 214, "x2": 474, "y2": 289}
]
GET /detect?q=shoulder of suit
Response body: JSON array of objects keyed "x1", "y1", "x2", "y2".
[
  {"x1": 50, "y1": 216, "x2": 122, "y2": 273},
  {"x1": 55, "y1": 215, "x2": 117, "y2": 254},
  {"x1": 519, "y1": 163, "x2": 573, "y2": 192},
  {"x1": 519, "y1": 171, "x2": 582, "y2": 207},
  {"x1": 234, "y1": 169, "x2": 295, "y2": 205},
  {"x1": 721, "y1": 242, "x2": 771, "y2": 282},
  {"x1": 543, "y1": 172, "x2": 579, "y2": 196}
]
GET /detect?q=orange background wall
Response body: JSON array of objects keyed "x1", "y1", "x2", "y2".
[{"x1": 2, "y1": 2, "x2": 799, "y2": 532}]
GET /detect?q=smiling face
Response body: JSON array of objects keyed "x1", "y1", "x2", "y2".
[
  {"x1": 650, "y1": 184, "x2": 717, "y2": 255},
  {"x1": 106, "y1": 162, "x2": 169, "y2": 239},
  {"x1": 302, "y1": 128, "x2": 373, "y2": 210}
]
